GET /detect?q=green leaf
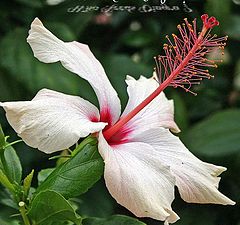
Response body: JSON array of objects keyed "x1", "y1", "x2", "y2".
[
  {"x1": 0, "y1": 169, "x2": 15, "y2": 193},
  {"x1": 182, "y1": 109, "x2": 240, "y2": 157},
  {"x1": 36, "y1": 140, "x2": 104, "y2": 198},
  {"x1": 2, "y1": 145, "x2": 22, "y2": 184},
  {"x1": 0, "y1": 124, "x2": 5, "y2": 150},
  {"x1": 28, "y1": 190, "x2": 82, "y2": 225},
  {"x1": 38, "y1": 168, "x2": 55, "y2": 186},
  {"x1": 83, "y1": 215, "x2": 146, "y2": 225},
  {"x1": 0, "y1": 219, "x2": 20, "y2": 225},
  {"x1": 23, "y1": 170, "x2": 34, "y2": 198},
  {"x1": 1, "y1": 197, "x2": 18, "y2": 210}
]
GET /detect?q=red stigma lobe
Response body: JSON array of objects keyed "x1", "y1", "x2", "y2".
[{"x1": 201, "y1": 14, "x2": 219, "y2": 29}]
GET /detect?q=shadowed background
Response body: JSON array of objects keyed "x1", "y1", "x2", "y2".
[{"x1": 0, "y1": 0, "x2": 239, "y2": 224}]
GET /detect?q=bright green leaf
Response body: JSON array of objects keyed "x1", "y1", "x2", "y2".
[
  {"x1": 2, "y1": 145, "x2": 22, "y2": 184},
  {"x1": 83, "y1": 215, "x2": 146, "y2": 225},
  {"x1": 28, "y1": 190, "x2": 82, "y2": 225},
  {"x1": 36, "y1": 141, "x2": 104, "y2": 198},
  {"x1": 182, "y1": 109, "x2": 240, "y2": 157},
  {"x1": 23, "y1": 170, "x2": 34, "y2": 198},
  {"x1": 0, "y1": 169, "x2": 15, "y2": 193}
]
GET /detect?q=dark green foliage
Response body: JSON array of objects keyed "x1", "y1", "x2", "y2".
[{"x1": 183, "y1": 109, "x2": 240, "y2": 157}]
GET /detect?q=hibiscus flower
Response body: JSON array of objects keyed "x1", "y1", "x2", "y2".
[{"x1": 0, "y1": 15, "x2": 235, "y2": 224}]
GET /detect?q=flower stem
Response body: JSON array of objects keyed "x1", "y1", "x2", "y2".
[
  {"x1": 4, "y1": 139, "x2": 23, "y2": 149},
  {"x1": 19, "y1": 201, "x2": 31, "y2": 225}
]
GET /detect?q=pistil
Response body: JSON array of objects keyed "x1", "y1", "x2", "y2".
[{"x1": 103, "y1": 14, "x2": 223, "y2": 141}]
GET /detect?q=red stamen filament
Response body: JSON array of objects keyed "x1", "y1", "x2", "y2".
[{"x1": 103, "y1": 15, "x2": 224, "y2": 141}]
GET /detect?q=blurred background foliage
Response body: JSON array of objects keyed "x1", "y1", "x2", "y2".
[{"x1": 0, "y1": 0, "x2": 239, "y2": 224}]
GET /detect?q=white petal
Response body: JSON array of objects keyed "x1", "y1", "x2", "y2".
[
  {"x1": 121, "y1": 75, "x2": 180, "y2": 133},
  {"x1": 131, "y1": 128, "x2": 235, "y2": 205},
  {"x1": 0, "y1": 89, "x2": 106, "y2": 153},
  {"x1": 98, "y1": 132, "x2": 179, "y2": 224},
  {"x1": 27, "y1": 18, "x2": 121, "y2": 125},
  {"x1": 46, "y1": 0, "x2": 66, "y2": 5}
]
